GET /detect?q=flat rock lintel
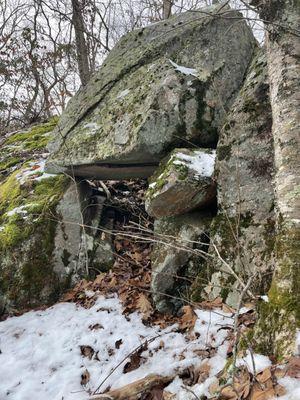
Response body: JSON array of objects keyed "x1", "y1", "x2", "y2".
[{"x1": 60, "y1": 162, "x2": 159, "y2": 180}]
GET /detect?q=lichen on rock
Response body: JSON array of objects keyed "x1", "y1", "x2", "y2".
[
  {"x1": 194, "y1": 49, "x2": 277, "y2": 307},
  {"x1": 46, "y1": 5, "x2": 256, "y2": 179},
  {"x1": 145, "y1": 148, "x2": 216, "y2": 218},
  {"x1": 151, "y1": 211, "x2": 212, "y2": 313}
]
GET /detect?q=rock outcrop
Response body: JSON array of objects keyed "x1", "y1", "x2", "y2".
[
  {"x1": 193, "y1": 49, "x2": 276, "y2": 306},
  {"x1": 151, "y1": 212, "x2": 212, "y2": 313},
  {"x1": 1, "y1": 7, "x2": 279, "y2": 323},
  {"x1": 145, "y1": 148, "x2": 216, "y2": 218},
  {"x1": 0, "y1": 121, "x2": 113, "y2": 313},
  {"x1": 46, "y1": 4, "x2": 256, "y2": 179}
]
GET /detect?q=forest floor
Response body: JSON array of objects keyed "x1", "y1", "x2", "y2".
[{"x1": 0, "y1": 181, "x2": 299, "y2": 400}]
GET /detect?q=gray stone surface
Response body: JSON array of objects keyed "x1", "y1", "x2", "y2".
[
  {"x1": 145, "y1": 148, "x2": 216, "y2": 218},
  {"x1": 151, "y1": 211, "x2": 212, "y2": 313},
  {"x1": 198, "y1": 49, "x2": 276, "y2": 306},
  {"x1": 46, "y1": 4, "x2": 256, "y2": 179}
]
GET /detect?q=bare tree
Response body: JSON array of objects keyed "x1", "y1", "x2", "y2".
[
  {"x1": 162, "y1": 0, "x2": 173, "y2": 19},
  {"x1": 71, "y1": 0, "x2": 91, "y2": 86}
]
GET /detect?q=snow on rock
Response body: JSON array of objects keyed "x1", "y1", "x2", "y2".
[
  {"x1": 16, "y1": 158, "x2": 56, "y2": 185},
  {"x1": 116, "y1": 89, "x2": 130, "y2": 99},
  {"x1": 169, "y1": 59, "x2": 198, "y2": 77},
  {"x1": 0, "y1": 296, "x2": 233, "y2": 400},
  {"x1": 173, "y1": 150, "x2": 216, "y2": 178}
]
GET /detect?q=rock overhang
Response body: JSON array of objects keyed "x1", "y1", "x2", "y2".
[{"x1": 46, "y1": 4, "x2": 256, "y2": 180}]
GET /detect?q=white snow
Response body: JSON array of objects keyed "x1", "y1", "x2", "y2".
[
  {"x1": 277, "y1": 377, "x2": 300, "y2": 400},
  {"x1": 148, "y1": 182, "x2": 157, "y2": 189},
  {"x1": 2, "y1": 295, "x2": 295, "y2": 400},
  {"x1": 16, "y1": 159, "x2": 56, "y2": 184},
  {"x1": 173, "y1": 150, "x2": 216, "y2": 177},
  {"x1": 117, "y1": 89, "x2": 130, "y2": 99},
  {"x1": 6, "y1": 205, "x2": 29, "y2": 217},
  {"x1": 236, "y1": 351, "x2": 272, "y2": 374},
  {"x1": 169, "y1": 59, "x2": 198, "y2": 77},
  {"x1": 0, "y1": 296, "x2": 234, "y2": 400},
  {"x1": 260, "y1": 295, "x2": 269, "y2": 302},
  {"x1": 296, "y1": 330, "x2": 300, "y2": 356}
]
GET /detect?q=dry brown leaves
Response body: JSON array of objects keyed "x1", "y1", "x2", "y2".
[
  {"x1": 207, "y1": 360, "x2": 300, "y2": 400},
  {"x1": 178, "y1": 305, "x2": 197, "y2": 331}
]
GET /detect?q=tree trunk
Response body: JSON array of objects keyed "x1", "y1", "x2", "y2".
[
  {"x1": 251, "y1": 0, "x2": 300, "y2": 359},
  {"x1": 71, "y1": 0, "x2": 91, "y2": 86},
  {"x1": 162, "y1": 0, "x2": 173, "y2": 19}
]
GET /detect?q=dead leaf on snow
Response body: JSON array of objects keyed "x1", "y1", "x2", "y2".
[
  {"x1": 250, "y1": 383, "x2": 275, "y2": 400},
  {"x1": 197, "y1": 361, "x2": 211, "y2": 384},
  {"x1": 163, "y1": 391, "x2": 176, "y2": 399},
  {"x1": 286, "y1": 356, "x2": 300, "y2": 379},
  {"x1": 80, "y1": 345, "x2": 97, "y2": 360},
  {"x1": 81, "y1": 369, "x2": 90, "y2": 386},
  {"x1": 115, "y1": 339, "x2": 123, "y2": 349},
  {"x1": 89, "y1": 323, "x2": 104, "y2": 331},
  {"x1": 136, "y1": 293, "x2": 153, "y2": 320},
  {"x1": 123, "y1": 342, "x2": 148, "y2": 373},
  {"x1": 256, "y1": 367, "x2": 272, "y2": 383},
  {"x1": 179, "y1": 306, "x2": 197, "y2": 331}
]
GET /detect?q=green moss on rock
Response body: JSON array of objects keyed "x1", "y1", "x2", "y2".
[
  {"x1": 0, "y1": 119, "x2": 73, "y2": 312},
  {"x1": 4, "y1": 117, "x2": 58, "y2": 150},
  {"x1": 254, "y1": 225, "x2": 300, "y2": 360}
]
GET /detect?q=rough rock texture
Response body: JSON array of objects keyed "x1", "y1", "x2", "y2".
[
  {"x1": 193, "y1": 49, "x2": 276, "y2": 307},
  {"x1": 46, "y1": 4, "x2": 256, "y2": 179},
  {"x1": 0, "y1": 122, "x2": 113, "y2": 313},
  {"x1": 251, "y1": 0, "x2": 300, "y2": 360},
  {"x1": 151, "y1": 211, "x2": 212, "y2": 313},
  {"x1": 145, "y1": 148, "x2": 216, "y2": 218}
]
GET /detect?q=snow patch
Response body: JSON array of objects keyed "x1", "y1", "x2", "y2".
[
  {"x1": 277, "y1": 376, "x2": 300, "y2": 400},
  {"x1": 0, "y1": 297, "x2": 233, "y2": 400},
  {"x1": 16, "y1": 158, "x2": 56, "y2": 184},
  {"x1": 260, "y1": 295, "x2": 269, "y2": 302},
  {"x1": 169, "y1": 59, "x2": 198, "y2": 77},
  {"x1": 236, "y1": 351, "x2": 272, "y2": 374},
  {"x1": 117, "y1": 89, "x2": 130, "y2": 99},
  {"x1": 7, "y1": 205, "x2": 30, "y2": 217},
  {"x1": 173, "y1": 150, "x2": 216, "y2": 177}
]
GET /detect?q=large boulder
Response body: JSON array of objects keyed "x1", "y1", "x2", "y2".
[
  {"x1": 192, "y1": 49, "x2": 276, "y2": 306},
  {"x1": 0, "y1": 121, "x2": 113, "y2": 313},
  {"x1": 46, "y1": 4, "x2": 256, "y2": 179},
  {"x1": 151, "y1": 211, "x2": 212, "y2": 313},
  {"x1": 145, "y1": 148, "x2": 216, "y2": 218}
]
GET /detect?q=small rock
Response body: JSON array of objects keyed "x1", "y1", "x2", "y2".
[{"x1": 145, "y1": 148, "x2": 216, "y2": 218}]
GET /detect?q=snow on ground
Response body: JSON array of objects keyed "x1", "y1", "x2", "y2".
[
  {"x1": 236, "y1": 351, "x2": 272, "y2": 374},
  {"x1": 277, "y1": 376, "x2": 300, "y2": 400},
  {"x1": 0, "y1": 295, "x2": 233, "y2": 400}
]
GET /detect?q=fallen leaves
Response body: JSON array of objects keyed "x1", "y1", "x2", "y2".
[
  {"x1": 81, "y1": 369, "x2": 91, "y2": 386},
  {"x1": 210, "y1": 363, "x2": 290, "y2": 400},
  {"x1": 80, "y1": 345, "x2": 98, "y2": 361},
  {"x1": 123, "y1": 342, "x2": 148, "y2": 374},
  {"x1": 136, "y1": 293, "x2": 153, "y2": 320},
  {"x1": 179, "y1": 306, "x2": 197, "y2": 331}
]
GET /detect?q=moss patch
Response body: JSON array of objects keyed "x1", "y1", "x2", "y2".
[
  {"x1": 0, "y1": 118, "x2": 73, "y2": 311},
  {"x1": 4, "y1": 117, "x2": 58, "y2": 150},
  {"x1": 254, "y1": 225, "x2": 300, "y2": 360}
]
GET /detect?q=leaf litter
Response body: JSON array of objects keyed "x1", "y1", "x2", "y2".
[{"x1": 0, "y1": 180, "x2": 299, "y2": 400}]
